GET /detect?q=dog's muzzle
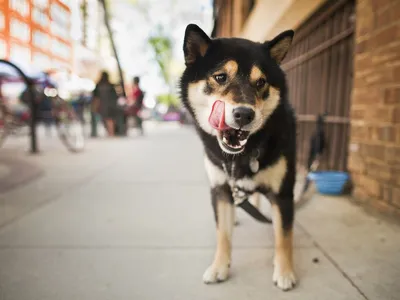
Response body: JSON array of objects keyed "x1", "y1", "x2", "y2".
[{"x1": 209, "y1": 101, "x2": 254, "y2": 154}]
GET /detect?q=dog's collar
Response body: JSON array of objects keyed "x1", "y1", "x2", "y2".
[
  {"x1": 220, "y1": 147, "x2": 261, "y2": 179},
  {"x1": 207, "y1": 142, "x2": 262, "y2": 175}
]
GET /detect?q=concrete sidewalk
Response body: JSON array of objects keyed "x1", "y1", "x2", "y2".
[{"x1": 0, "y1": 123, "x2": 399, "y2": 300}]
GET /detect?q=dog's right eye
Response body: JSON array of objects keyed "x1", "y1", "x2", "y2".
[{"x1": 213, "y1": 74, "x2": 227, "y2": 84}]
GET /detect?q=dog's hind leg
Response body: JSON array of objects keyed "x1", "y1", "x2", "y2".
[
  {"x1": 203, "y1": 184, "x2": 235, "y2": 284},
  {"x1": 271, "y1": 199, "x2": 296, "y2": 291}
]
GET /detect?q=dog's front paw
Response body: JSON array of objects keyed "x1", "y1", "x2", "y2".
[
  {"x1": 203, "y1": 262, "x2": 230, "y2": 284},
  {"x1": 273, "y1": 266, "x2": 296, "y2": 291}
]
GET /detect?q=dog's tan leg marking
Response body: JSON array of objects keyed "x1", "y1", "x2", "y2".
[
  {"x1": 250, "y1": 192, "x2": 261, "y2": 210},
  {"x1": 203, "y1": 199, "x2": 234, "y2": 284},
  {"x1": 271, "y1": 203, "x2": 296, "y2": 291}
]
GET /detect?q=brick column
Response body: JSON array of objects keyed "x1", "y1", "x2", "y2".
[{"x1": 349, "y1": 0, "x2": 400, "y2": 216}]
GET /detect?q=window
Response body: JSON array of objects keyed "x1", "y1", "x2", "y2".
[
  {"x1": 51, "y1": 3, "x2": 70, "y2": 39},
  {"x1": 10, "y1": 19, "x2": 30, "y2": 42},
  {"x1": 33, "y1": 0, "x2": 48, "y2": 9},
  {"x1": 51, "y1": 3, "x2": 69, "y2": 25},
  {"x1": 10, "y1": 0, "x2": 29, "y2": 17},
  {"x1": 10, "y1": 44, "x2": 30, "y2": 64},
  {"x1": 52, "y1": 39, "x2": 70, "y2": 60},
  {"x1": 51, "y1": 21, "x2": 70, "y2": 39},
  {"x1": 33, "y1": 8, "x2": 49, "y2": 27},
  {"x1": 32, "y1": 52, "x2": 51, "y2": 69},
  {"x1": 33, "y1": 31, "x2": 49, "y2": 49}
]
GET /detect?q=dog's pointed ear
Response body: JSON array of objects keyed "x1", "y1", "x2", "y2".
[
  {"x1": 183, "y1": 24, "x2": 211, "y2": 65},
  {"x1": 264, "y1": 30, "x2": 294, "y2": 64}
]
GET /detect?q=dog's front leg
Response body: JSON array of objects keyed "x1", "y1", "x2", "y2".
[
  {"x1": 203, "y1": 183, "x2": 235, "y2": 284},
  {"x1": 271, "y1": 198, "x2": 296, "y2": 291},
  {"x1": 255, "y1": 157, "x2": 297, "y2": 291}
]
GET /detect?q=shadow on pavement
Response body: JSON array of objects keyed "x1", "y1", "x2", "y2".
[{"x1": 0, "y1": 153, "x2": 44, "y2": 193}]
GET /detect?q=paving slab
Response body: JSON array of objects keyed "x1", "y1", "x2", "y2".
[
  {"x1": 296, "y1": 195, "x2": 400, "y2": 300},
  {"x1": 0, "y1": 155, "x2": 43, "y2": 193},
  {"x1": 0, "y1": 182, "x2": 313, "y2": 248},
  {"x1": 0, "y1": 248, "x2": 364, "y2": 300}
]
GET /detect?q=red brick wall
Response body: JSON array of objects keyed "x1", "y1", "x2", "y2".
[{"x1": 349, "y1": 0, "x2": 400, "y2": 216}]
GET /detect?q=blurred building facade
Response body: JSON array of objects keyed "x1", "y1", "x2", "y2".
[
  {"x1": 71, "y1": 0, "x2": 117, "y2": 83},
  {"x1": 0, "y1": 0, "x2": 116, "y2": 85},
  {"x1": 213, "y1": 0, "x2": 400, "y2": 218},
  {"x1": 0, "y1": 0, "x2": 72, "y2": 71}
]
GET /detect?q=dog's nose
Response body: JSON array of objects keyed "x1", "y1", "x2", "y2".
[{"x1": 233, "y1": 107, "x2": 255, "y2": 127}]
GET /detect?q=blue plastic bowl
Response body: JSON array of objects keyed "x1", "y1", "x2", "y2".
[{"x1": 307, "y1": 171, "x2": 349, "y2": 195}]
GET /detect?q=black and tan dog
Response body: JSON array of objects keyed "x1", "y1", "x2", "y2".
[{"x1": 180, "y1": 24, "x2": 297, "y2": 291}]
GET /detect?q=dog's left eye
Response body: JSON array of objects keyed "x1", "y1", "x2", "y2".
[
  {"x1": 256, "y1": 78, "x2": 266, "y2": 89},
  {"x1": 213, "y1": 74, "x2": 227, "y2": 84}
]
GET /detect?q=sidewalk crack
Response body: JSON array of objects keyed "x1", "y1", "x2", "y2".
[{"x1": 296, "y1": 222, "x2": 369, "y2": 300}]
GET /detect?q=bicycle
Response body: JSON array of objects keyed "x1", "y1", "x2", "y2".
[
  {"x1": 0, "y1": 102, "x2": 28, "y2": 147},
  {"x1": 45, "y1": 91, "x2": 85, "y2": 153},
  {"x1": 0, "y1": 61, "x2": 85, "y2": 153}
]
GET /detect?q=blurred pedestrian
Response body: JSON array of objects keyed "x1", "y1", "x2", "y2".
[
  {"x1": 92, "y1": 71, "x2": 118, "y2": 137},
  {"x1": 127, "y1": 76, "x2": 145, "y2": 135},
  {"x1": 90, "y1": 93, "x2": 99, "y2": 137}
]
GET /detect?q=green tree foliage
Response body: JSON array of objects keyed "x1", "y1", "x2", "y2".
[
  {"x1": 156, "y1": 93, "x2": 179, "y2": 107},
  {"x1": 148, "y1": 26, "x2": 173, "y2": 92},
  {"x1": 148, "y1": 26, "x2": 175, "y2": 106}
]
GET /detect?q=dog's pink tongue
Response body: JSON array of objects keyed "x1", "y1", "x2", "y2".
[{"x1": 209, "y1": 100, "x2": 229, "y2": 130}]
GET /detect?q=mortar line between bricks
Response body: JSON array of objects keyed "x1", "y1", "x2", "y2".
[
  {"x1": 295, "y1": 222, "x2": 370, "y2": 300},
  {"x1": 0, "y1": 157, "x2": 123, "y2": 232}
]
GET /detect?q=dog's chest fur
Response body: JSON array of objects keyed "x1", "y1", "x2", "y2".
[{"x1": 204, "y1": 143, "x2": 288, "y2": 202}]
